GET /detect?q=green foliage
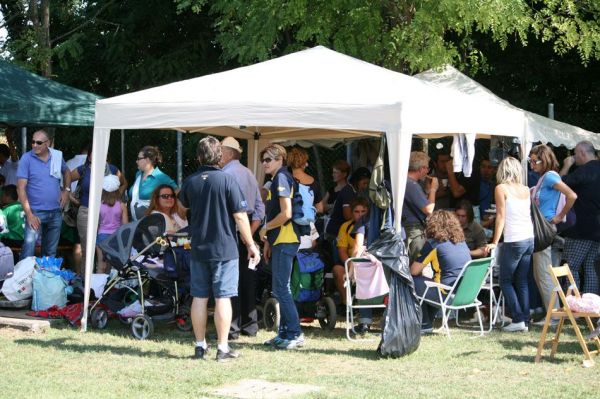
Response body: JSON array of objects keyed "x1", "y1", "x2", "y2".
[{"x1": 176, "y1": 0, "x2": 600, "y2": 74}]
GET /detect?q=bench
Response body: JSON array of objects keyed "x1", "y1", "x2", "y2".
[{"x1": 8, "y1": 243, "x2": 79, "y2": 270}]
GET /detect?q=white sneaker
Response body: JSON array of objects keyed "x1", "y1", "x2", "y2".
[{"x1": 502, "y1": 322, "x2": 528, "y2": 332}]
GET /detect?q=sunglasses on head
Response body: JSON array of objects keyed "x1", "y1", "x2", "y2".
[
  {"x1": 159, "y1": 193, "x2": 176, "y2": 199},
  {"x1": 32, "y1": 140, "x2": 47, "y2": 146}
]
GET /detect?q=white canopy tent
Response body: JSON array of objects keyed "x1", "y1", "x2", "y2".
[
  {"x1": 415, "y1": 65, "x2": 600, "y2": 151},
  {"x1": 83, "y1": 46, "x2": 527, "y2": 330}
]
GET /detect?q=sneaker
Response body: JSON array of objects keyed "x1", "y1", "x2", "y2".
[
  {"x1": 420, "y1": 327, "x2": 434, "y2": 335},
  {"x1": 275, "y1": 334, "x2": 305, "y2": 350},
  {"x1": 354, "y1": 323, "x2": 370, "y2": 334},
  {"x1": 193, "y1": 346, "x2": 208, "y2": 360},
  {"x1": 502, "y1": 322, "x2": 528, "y2": 332},
  {"x1": 532, "y1": 318, "x2": 559, "y2": 327},
  {"x1": 216, "y1": 348, "x2": 240, "y2": 363},
  {"x1": 263, "y1": 335, "x2": 285, "y2": 346}
]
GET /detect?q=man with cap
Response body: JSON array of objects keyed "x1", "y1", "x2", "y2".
[{"x1": 219, "y1": 136, "x2": 265, "y2": 339}]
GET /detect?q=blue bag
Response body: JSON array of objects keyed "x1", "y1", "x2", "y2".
[{"x1": 32, "y1": 267, "x2": 69, "y2": 311}]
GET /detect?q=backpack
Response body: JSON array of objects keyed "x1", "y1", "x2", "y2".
[
  {"x1": 293, "y1": 180, "x2": 317, "y2": 226},
  {"x1": 291, "y1": 251, "x2": 325, "y2": 302},
  {"x1": 369, "y1": 135, "x2": 392, "y2": 210}
]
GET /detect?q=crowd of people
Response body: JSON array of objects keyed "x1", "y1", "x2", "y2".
[
  {"x1": 405, "y1": 140, "x2": 600, "y2": 334},
  {"x1": 2, "y1": 127, "x2": 600, "y2": 359}
]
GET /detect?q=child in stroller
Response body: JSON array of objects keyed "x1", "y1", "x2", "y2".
[
  {"x1": 257, "y1": 222, "x2": 337, "y2": 332},
  {"x1": 89, "y1": 213, "x2": 192, "y2": 339}
]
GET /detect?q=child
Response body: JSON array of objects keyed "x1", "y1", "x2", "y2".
[
  {"x1": 96, "y1": 174, "x2": 128, "y2": 273},
  {"x1": 0, "y1": 184, "x2": 25, "y2": 248}
]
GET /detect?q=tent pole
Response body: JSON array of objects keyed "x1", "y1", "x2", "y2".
[
  {"x1": 120, "y1": 130, "x2": 125, "y2": 174},
  {"x1": 21, "y1": 127, "x2": 27, "y2": 156},
  {"x1": 177, "y1": 132, "x2": 183, "y2": 186}
]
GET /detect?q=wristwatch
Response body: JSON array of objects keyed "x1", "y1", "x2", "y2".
[{"x1": 63, "y1": 187, "x2": 71, "y2": 192}]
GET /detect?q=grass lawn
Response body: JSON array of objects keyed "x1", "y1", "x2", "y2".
[{"x1": 0, "y1": 317, "x2": 598, "y2": 398}]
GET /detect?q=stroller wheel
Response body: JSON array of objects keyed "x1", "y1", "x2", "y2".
[
  {"x1": 263, "y1": 297, "x2": 280, "y2": 332},
  {"x1": 176, "y1": 305, "x2": 193, "y2": 332},
  {"x1": 318, "y1": 296, "x2": 337, "y2": 331},
  {"x1": 90, "y1": 308, "x2": 109, "y2": 330},
  {"x1": 131, "y1": 314, "x2": 154, "y2": 340}
]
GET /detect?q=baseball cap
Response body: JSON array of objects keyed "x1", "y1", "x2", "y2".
[{"x1": 221, "y1": 137, "x2": 243, "y2": 153}]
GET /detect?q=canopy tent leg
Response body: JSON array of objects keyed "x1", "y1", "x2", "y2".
[{"x1": 177, "y1": 131, "x2": 183, "y2": 186}]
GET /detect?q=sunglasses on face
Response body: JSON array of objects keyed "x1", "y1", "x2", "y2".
[
  {"x1": 32, "y1": 140, "x2": 47, "y2": 146},
  {"x1": 159, "y1": 194, "x2": 176, "y2": 199},
  {"x1": 527, "y1": 157, "x2": 542, "y2": 165},
  {"x1": 262, "y1": 157, "x2": 274, "y2": 164},
  {"x1": 136, "y1": 156, "x2": 147, "y2": 161}
]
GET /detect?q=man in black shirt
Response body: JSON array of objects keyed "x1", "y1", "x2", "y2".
[
  {"x1": 180, "y1": 136, "x2": 260, "y2": 362},
  {"x1": 561, "y1": 141, "x2": 600, "y2": 294}
]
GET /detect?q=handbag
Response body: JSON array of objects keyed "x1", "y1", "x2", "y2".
[{"x1": 531, "y1": 200, "x2": 556, "y2": 252}]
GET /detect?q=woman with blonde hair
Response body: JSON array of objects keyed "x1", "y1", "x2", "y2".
[
  {"x1": 485, "y1": 157, "x2": 534, "y2": 332},
  {"x1": 411, "y1": 210, "x2": 471, "y2": 334},
  {"x1": 528, "y1": 145, "x2": 577, "y2": 320}
]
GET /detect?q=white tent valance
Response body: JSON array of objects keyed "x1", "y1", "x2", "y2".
[
  {"x1": 415, "y1": 65, "x2": 600, "y2": 149},
  {"x1": 83, "y1": 46, "x2": 529, "y2": 330}
]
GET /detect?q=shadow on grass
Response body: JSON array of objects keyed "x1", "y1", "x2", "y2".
[{"x1": 14, "y1": 337, "x2": 186, "y2": 359}]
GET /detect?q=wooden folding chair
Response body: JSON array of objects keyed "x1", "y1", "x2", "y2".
[{"x1": 535, "y1": 264, "x2": 600, "y2": 367}]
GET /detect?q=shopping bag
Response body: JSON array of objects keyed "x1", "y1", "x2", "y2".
[
  {"x1": 354, "y1": 253, "x2": 389, "y2": 300},
  {"x1": 32, "y1": 267, "x2": 69, "y2": 311},
  {"x1": 1, "y1": 257, "x2": 36, "y2": 301}
]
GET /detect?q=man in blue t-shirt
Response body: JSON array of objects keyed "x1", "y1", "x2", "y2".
[
  {"x1": 16, "y1": 130, "x2": 70, "y2": 260},
  {"x1": 402, "y1": 151, "x2": 438, "y2": 262},
  {"x1": 179, "y1": 136, "x2": 260, "y2": 362}
]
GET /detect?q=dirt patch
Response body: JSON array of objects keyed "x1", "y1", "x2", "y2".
[{"x1": 211, "y1": 379, "x2": 321, "y2": 398}]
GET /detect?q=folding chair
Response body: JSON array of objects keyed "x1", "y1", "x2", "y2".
[
  {"x1": 535, "y1": 264, "x2": 600, "y2": 367},
  {"x1": 344, "y1": 257, "x2": 387, "y2": 341},
  {"x1": 418, "y1": 257, "x2": 492, "y2": 337}
]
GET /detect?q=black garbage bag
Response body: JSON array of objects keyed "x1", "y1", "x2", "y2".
[{"x1": 368, "y1": 228, "x2": 421, "y2": 358}]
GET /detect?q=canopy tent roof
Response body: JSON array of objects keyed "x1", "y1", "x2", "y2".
[
  {"x1": 0, "y1": 60, "x2": 100, "y2": 127},
  {"x1": 415, "y1": 65, "x2": 600, "y2": 149},
  {"x1": 84, "y1": 45, "x2": 529, "y2": 330}
]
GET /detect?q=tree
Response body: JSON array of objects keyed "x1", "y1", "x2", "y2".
[{"x1": 175, "y1": 0, "x2": 600, "y2": 74}]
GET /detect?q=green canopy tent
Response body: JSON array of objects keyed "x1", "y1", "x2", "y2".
[{"x1": 0, "y1": 60, "x2": 99, "y2": 127}]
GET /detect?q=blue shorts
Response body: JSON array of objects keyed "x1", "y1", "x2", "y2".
[
  {"x1": 190, "y1": 258, "x2": 239, "y2": 298},
  {"x1": 96, "y1": 233, "x2": 112, "y2": 246}
]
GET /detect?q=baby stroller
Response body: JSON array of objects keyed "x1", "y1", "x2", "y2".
[
  {"x1": 258, "y1": 249, "x2": 337, "y2": 332},
  {"x1": 89, "y1": 213, "x2": 192, "y2": 339}
]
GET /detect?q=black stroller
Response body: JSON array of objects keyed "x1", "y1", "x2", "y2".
[{"x1": 90, "y1": 213, "x2": 192, "y2": 339}]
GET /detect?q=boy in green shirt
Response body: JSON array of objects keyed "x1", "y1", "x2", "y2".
[{"x1": 0, "y1": 185, "x2": 25, "y2": 246}]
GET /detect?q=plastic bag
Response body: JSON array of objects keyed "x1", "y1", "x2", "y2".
[
  {"x1": 32, "y1": 267, "x2": 71, "y2": 311},
  {"x1": 354, "y1": 253, "x2": 389, "y2": 300},
  {"x1": 368, "y1": 229, "x2": 421, "y2": 358},
  {"x1": 1, "y1": 257, "x2": 36, "y2": 301}
]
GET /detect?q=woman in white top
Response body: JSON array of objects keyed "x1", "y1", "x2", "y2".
[
  {"x1": 485, "y1": 157, "x2": 534, "y2": 333},
  {"x1": 145, "y1": 184, "x2": 188, "y2": 233}
]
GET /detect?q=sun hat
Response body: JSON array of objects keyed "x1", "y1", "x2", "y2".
[
  {"x1": 221, "y1": 136, "x2": 243, "y2": 153},
  {"x1": 102, "y1": 174, "x2": 120, "y2": 193}
]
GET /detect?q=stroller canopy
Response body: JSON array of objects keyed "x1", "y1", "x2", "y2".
[{"x1": 98, "y1": 213, "x2": 166, "y2": 267}]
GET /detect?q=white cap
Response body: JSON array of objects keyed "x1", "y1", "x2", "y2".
[
  {"x1": 221, "y1": 136, "x2": 243, "y2": 153},
  {"x1": 102, "y1": 174, "x2": 120, "y2": 193}
]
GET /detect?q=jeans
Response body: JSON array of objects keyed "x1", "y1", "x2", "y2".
[
  {"x1": 21, "y1": 209, "x2": 62, "y2": 260},
  {"x1": 498, "y1": 239, "x2": 534, "y2": 324},
  {"x1": 271, "y1": 242, "x2": 301, "y2": 340},
  {"x1": 532, "y1": 246, "x2": 557, "y2": 311},
  {"x1": 414, "y1": 275, "x2": 446, "y2": 329}
]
